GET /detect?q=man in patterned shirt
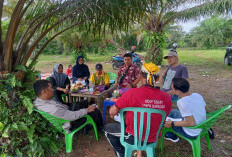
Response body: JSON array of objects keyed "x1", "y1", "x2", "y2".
[
  {"x1": 108, "y1": 53, "x2": 140, "y2": 96},
  {"x1": 116, "y1": 53, "x2": 140, "y2": 88}
]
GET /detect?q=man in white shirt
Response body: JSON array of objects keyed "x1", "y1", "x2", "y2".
[{"x1": 164, "y1": 78, "x2": 206, "y2": 142}]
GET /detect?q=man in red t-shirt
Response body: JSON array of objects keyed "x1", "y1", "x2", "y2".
[{"x1": 104, "y1": 63, "x2": 172, "y2": 157}]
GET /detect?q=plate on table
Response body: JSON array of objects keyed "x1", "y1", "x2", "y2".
[{"x1": 79, "y1": 89, "x2": 89, "y2": 93}]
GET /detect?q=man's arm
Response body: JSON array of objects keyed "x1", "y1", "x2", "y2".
[
  {"x1": 181, "y1": 66, "x2": 189, "y2": 79},
  {"x1": 109, "y1": 105, "x2": 120, "y2": 118},
  {"x1": 54, "y1": 106, "x2": 96, "y2": 121},
  {"x1": 164, "y1": 116, "x2": 196, "y2": 128}
]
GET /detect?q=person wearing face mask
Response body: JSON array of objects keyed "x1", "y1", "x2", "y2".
[
  {"x1": 72, "y1": 56, "x2": 90, "y2": 85},
  {"x1": 49, "y1": 64, "x2": 70, "y2": 103}
]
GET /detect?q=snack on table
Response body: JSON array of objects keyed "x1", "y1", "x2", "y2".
[
  {"x1": 76, "y1": 82, "x2": 84, "y2": 89},
  {"x1": 92, "y1": 90, "x2": 100, "y2": 95},
  {"x1": 113, "y1": 90, "x2": 121, "y2": 98},
  {"x1": 70, "y1": 83, "x2": 78, "y2": 92}
]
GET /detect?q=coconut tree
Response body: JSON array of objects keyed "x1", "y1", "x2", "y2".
[
  {"x1": 142, "y1": 0, "x2": 232, "y2": 64},
  {"x1": 189, "y1": 16, "x2": 232, "y2": 48}
]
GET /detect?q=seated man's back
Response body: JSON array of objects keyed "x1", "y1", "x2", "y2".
[
  {"x1": 177, "y1": 93, "x2": 206, "y2": 136},
  {"x1": 105, "y1": 62, "x2": 172, "y2": 157},
  {"x1": 115, "y1": 85, "x2": 172, "y2": 142}
]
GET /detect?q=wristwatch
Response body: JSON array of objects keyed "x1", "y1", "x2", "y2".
[{"x1": 171, "y1": 121, "x2": 175, "y2": 127}]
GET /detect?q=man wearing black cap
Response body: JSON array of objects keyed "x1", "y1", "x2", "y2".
[
  {"x1": 160, "y1": 50, "x2": 189, "y2": 101},
  {"x1": 90, "y1": 63, "x2": 110, "y2": 88}
]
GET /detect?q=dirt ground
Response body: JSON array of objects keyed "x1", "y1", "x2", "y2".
[{"x1": 36, "y1": 60, "x2": 232, "y2": 157}]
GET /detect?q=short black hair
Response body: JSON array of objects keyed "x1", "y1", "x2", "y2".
[
  {"x1": 141, "y1": 71, "x2": 148, "y2": 79},
  {"x1": 33, "y1": 80, "x2": 50, "y2": 96},
  {"x1": 123, "y1": 53, "x2": 132, "y2": 58},
  {"x1": 172, "y1": 78, "x2": 190, "y2": 93},
  {"x1": 68, "y1": 65, "x2": 72, "y2": 68},
  {"x1": 95, "y1": 63, "x2": 103, "y2": 70}
]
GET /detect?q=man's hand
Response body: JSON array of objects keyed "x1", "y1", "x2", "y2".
[
  {"x1": 167, "y1": 90, "x2": 175, "y2": 96},
  {"x1": 109, "y1": 105, "x2": 119, "y2": 118},
  {"x1": 163, "y1": 119, "x2": 172, "y2": 128},
  {"x1": 87, "y1": 106, "x2": 96, "y2": 113},
  {"x1": 62, "y1": 88, "x2": 69, "y2": 94},
  {"x1": 64, "y1": 88, "x2": 69, "y2": 94}
]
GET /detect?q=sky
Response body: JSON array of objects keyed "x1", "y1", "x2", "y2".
[{"x1": 179, "y1": 20, "x2": 201, "y2": 33}]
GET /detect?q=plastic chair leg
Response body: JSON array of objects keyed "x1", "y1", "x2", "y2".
[
  {"x1": 65, "y1": 133, "x2": 74, "y2": 153},
  {"x1": 190, "y1": 139, "x2": 201, "y2": 157},
  {"x1": 124, "y1": 147, "x2": 133, "y2": 157},
  {"x1": 90, "y1": 120, "x2": 98, "y2": 141},
  {"x1": 86, "y1": 116, "x2": 98, "y2": 141},
  {"x1": 205, "y1": 133, "x2": 211, "y2": 151},
  {"x1": 146, "y1": 147, "x2": 155, "y2": 157},
  {"x1": 160, "y1": 128, "x2": 168, "y2": 152}
]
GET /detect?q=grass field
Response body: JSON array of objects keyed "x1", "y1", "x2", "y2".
[
  {"x1": 35, "y1": 48, "x2": 232, "y2": 72},
  {"x1": 35, "y1": 48, "x2": 232, "y2": 157}
]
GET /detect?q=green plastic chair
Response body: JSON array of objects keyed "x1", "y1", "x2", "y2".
[
  {"x1": 33, "y1": 108, "x2": 98, "y2": 153},
  {"x1": 61, "y1": 94, "x2": 67, "y2": 102},
  {"x1": 119, "y1": 107, "x2": 167, "y2": 157},
  {"x1": 160, "y1": 105, "x2": 231, "y2": 157},
  {"x1": 107, "y1": 73, "x2": 117, "y2": 86}
]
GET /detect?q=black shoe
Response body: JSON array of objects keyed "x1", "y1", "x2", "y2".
[
  {"x1": 164, "y1": 134, "x2": 179, "y2": 142},
  {"x1": 208, "y1": 128, "x2": 215, "y2": 139}
]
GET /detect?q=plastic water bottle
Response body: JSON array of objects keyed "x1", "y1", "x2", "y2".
[{"x1": 89, "y1": 81, "x2": 94, "y2": 94}]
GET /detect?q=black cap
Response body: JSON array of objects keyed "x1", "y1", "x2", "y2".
[{"x1": 95, "y1": 63, "x2": 103, "y2": 70}]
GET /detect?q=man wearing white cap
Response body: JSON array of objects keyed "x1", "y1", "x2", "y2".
[
  {"x1": 161, "y1": 50, "x2": 189, "y2": 101},
  {"x1": 104, "y1": 63, "x2": 172, "y2": 157}
]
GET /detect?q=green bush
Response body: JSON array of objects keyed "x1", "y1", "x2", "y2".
[
  {"x1": 36, "y1": 38, "x2": 63, "y2": 55},
  {"x1": 0, "y1": 65, "x2": 62, "y2": 156}
]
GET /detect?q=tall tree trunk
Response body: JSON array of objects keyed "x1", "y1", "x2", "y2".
[
  {"x1": 0, "y1": 0, "x2": 4, "y2": 44},
  {"x1": 145, "y1": 32, "x2": 166, "y2": 65},
  {"x1": 3, "y1": 0, "x2": 27, "y2": 72},
  {"x1": 0, "y1": 0, "x2": 4, "y2": 71}
]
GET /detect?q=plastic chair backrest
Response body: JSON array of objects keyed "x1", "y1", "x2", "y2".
[
  {"x1": 108, "y1": 73, "x2": 117, "y2": 81},
  {"x1": 33, "y1": 108, "x2": 69, "y2": 134},
  {"x1": 188, "y1": 105, "x2": 231, "y2": 138},
  {"x1": 38, "y1": 73, "x2": 41, "y2": 80},
  {"x1": 120, "y1": 107, "x2": 166, "y2": 149}
]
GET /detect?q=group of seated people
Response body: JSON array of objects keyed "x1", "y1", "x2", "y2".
[
  {"x1": 33, "y1": 50, "x2": 208, "y2": 157},
  {"x1": 49, "y1": 55, "x2": 111, "y2": 104}
]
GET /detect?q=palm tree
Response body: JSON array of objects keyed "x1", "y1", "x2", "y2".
[
  {"x1": 142, "y1": 0, "x2": 232, "y2": 64},
  {"x1": 189, "y1": 16, "x2": 226, "y2": 48},
  {"x1": 1, "y1": 0, "x2": 232, "y2": 73},
  {"x1": 0, "y1": 0, "x2": 149, "y2": 73}
]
